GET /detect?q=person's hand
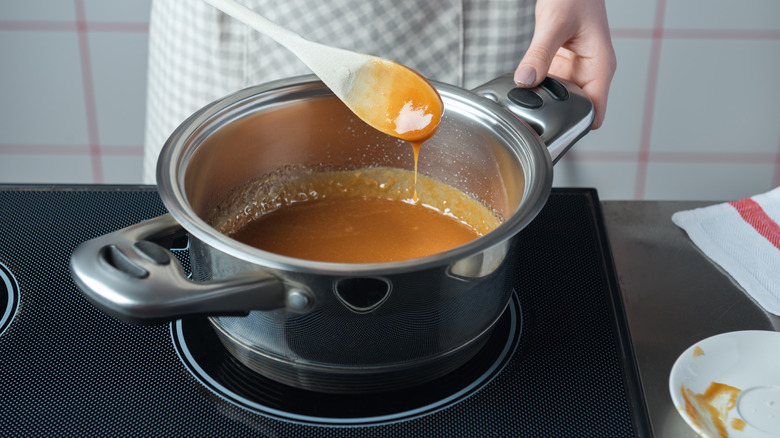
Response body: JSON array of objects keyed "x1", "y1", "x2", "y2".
[{"x1": 514, "y1": 0, "x2": 617, "y2": 129}]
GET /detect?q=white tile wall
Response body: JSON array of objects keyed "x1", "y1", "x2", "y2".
[
  {"x1": 89, "y1": 31, "x2": 148, "y2": 148},
  {"x1": 645, "y1": 161, "x2": 777, "y2": 200},
  {"x1": 0, "y1": 2, "x2": 76, "y2": 22},
  {"x1": 83, "y1": 0, "x2": 153, "y2": 23},
  {"x1": 664, "y1": 0, "x2": 780, "y2": 30},
  {"x1": 651, "y1": 39, "x2": 780, "y2": 155},
  {"x1": 574, "y1": 37, "x2": 653, "y2": 154},
  {"x1": 0, "y1": 31, "x2": 89, "y2": 145},
  {"x1": 1, "y1": 0, "x2": 779, "y2": 200},
  {"x1": 559, "y1": 0, "x2": 780, "y2": 200}
]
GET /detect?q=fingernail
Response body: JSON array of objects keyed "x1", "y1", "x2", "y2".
[{"x1": 514, "y1": 65, "x2": 536, "y2": 86}]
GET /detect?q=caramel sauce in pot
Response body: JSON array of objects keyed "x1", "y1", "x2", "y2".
[{"x1": 209, "y1": 166, "x2": 502, "y2": 263}]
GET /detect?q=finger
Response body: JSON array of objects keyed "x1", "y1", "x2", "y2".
[
  {"x1": 514, "y1": 8, "x2": 571, "y2": 87},
  {"x1": 583, "y1": 79, "x2": 609, "y2": 130},
  {"x1": 514, "y1": 40, "x2": 561, "y2": 88},
  {"x1": 550, "y1": 49, "x2": 616, "y2": 129}
]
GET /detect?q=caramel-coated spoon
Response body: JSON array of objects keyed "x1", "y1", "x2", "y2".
[{"x1": 202, "y1": 0, "x2": 442, "y2": 143}]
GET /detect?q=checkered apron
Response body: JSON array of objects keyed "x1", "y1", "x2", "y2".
[{"x1": 143, "y1": 0, "x2": 535, "y2": 183}]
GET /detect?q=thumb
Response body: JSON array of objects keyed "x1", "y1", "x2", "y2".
[
  {"x1": 514, "y1": 44, "x2": 556, "y2": 87},
  {"x1": 514, "y1": 13, "x2": 567, "y2": 87}
]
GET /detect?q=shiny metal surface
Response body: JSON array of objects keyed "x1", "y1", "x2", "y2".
[
  {"x1": 602, "y1": 201, "x2": 780, "y2": 438},
  {"x1": 70, "y1": 74, "x2": 594, "y2": 393},
  {"x1": 69, "y1": 213, "x2": 289, "y2": 325},
  {"x1": 157, "y1": 75, "x2": 556, "y2": 273},
  {"x1": 472, "y1": 74, "x2": 594, "y2": 163}
]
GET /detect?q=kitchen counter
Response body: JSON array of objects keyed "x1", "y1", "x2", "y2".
[{"x1": 602, "y1": 201, "x2": 780, "y2": 438}]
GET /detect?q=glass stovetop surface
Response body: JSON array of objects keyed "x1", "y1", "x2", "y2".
[{"x1": 0, "y1": 186, "x2": 649, "y2": 436}]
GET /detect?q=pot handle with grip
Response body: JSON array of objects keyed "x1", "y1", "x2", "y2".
[
  {"x1": 70, "y1": 213, "x2": 291, "y2": 325},
  {"x1": 472, "y1": 74, "x2": 594, "y2": 163}
]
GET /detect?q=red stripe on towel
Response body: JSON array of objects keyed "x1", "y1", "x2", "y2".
[{"x1": 729, "y1": 198, "x2": 780, "y2": 250}]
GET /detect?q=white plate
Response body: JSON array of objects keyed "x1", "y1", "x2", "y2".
[{"x1": 670, "y1": 331, "x2": 780, "y2": 438}]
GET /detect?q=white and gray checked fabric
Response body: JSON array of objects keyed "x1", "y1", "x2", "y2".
[{"x1": 143, "y1": 0, "x2": 535, "y2": 183}]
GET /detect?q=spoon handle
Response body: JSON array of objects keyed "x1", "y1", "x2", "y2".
[
  {"x1": 201, "y1": 0, "x2": 304, "y2": 48},
  {"x1": 201, "y1": 0, "x2": 365, "y2": 97}
]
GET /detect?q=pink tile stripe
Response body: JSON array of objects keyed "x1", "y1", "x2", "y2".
[
  {"x1": 0, "y1": 144, "x2": 143, "y2": 155},
  {"x1": 775, "y1": 139, "x2": 780, "y2": 187},
  {"x1": 565, "y1": 151, "x2": 778, "y2": 164},
  {"x1": 0, "y1": 21, "x2": 148, "y2": 33},
  {"x1": 74, "y1": 0, "x2": 103, "y2": 183},
  {"x1": 612, "y1": 28, "x2": 780, "y2": 41},
  {"x1": 633, "y1": 0, "x2": 667, "y2": 200},
  {"x1": 729, "y1": 197, "x2": 780, "y2": 250}
]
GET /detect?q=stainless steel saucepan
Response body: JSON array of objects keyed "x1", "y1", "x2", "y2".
[{"x1": 70, "y1": 74, "x2": 593, "y2": 393}]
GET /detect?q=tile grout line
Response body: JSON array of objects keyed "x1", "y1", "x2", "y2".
[
  {"x1": 610, "y1": 28, "x2": 780, "y2": 41},
  {"x1": 0, "y1": 20, "x2": 148, "y2": 32},
  {"x1": 74, "y1": 0, "x2": 103, "y2": 183},
  {"x1": 774, "y1": 138, "x2": 780, "y2": 188},
  {"x1": 4, "y1": 21, "x2": 777, "y2": 40},
  {"x1": 565, "y1": 150, "x2": 778, "y2": 163},
  {"x1": 661, "y1": 28, "x2": 780, "y2": 40},
  {"x1": 0, "y1": 144, "x2": 143, "y2": 155},
  {"x1": 634, "y1": 0, "x2": 667, "y2": 200}
]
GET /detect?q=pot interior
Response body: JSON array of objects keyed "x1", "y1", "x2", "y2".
[
  {"x1": 159, "y1": 76, "x2": 553, "y2": 266},
  {"x1": 184, "y1": 80, "x2": 539, "y2": 222}
]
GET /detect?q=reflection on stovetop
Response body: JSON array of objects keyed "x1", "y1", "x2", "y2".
[
  {"x1": 172, "y1": 291, "x2": 520, "y2": 426},
  {"x1": 0, "y1": 262, "x2": 20, "y2": 337}
]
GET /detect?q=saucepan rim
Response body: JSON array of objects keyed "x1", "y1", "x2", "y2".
[{"x1": 156, "y1": 75, "x2": 553, "y2": 275}]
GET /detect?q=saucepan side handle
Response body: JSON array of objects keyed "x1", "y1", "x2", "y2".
[
  {"x1": 69, "y1": 213, "x2": 287, "y2": 325},
  {"x1": 471, "y1": 74, "x2": 594, "y2": 164}
]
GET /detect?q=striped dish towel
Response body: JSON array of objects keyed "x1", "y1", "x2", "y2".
[{"x1": 671, "y1": 187, "x2": 780, "y2": 315}]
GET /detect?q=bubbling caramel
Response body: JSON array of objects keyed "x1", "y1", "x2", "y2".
[{"x1": 209, "y1": 166, "x2": 502, "y2": 263}]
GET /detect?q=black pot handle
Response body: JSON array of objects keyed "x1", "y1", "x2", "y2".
[
  {"x1": 70, "y1": 213, "x2": 292, "y2": 325},
  {"x1": 471, "y1": 74, "x2": 594, "y2": 164}
]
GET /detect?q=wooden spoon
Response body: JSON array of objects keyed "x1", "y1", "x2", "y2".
[{"x1": 202, "y1": 0, "x2": 443, "y2": 143}]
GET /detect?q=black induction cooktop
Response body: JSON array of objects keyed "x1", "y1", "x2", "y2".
[{"x1": 0, "y1": 186, "x2": 650, "y2": 436}]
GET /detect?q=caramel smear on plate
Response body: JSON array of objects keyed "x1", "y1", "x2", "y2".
[
  {"x1": 693, "y1": 346, "x2": 705, "y2": 358},
  {"x1": 680, "y1": 382, "x2": 742, "y2": 438},
  {"x1": 731, "y1": 418, "x2": 746, "y2": 432}
]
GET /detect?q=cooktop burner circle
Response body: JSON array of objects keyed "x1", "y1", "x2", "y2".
[
  {"x1": 0, "y1": 262, "x2": 20, "y2": 338},
  {"x1": 172, "y1": 291, "x2": 521, "y2": 426}
]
